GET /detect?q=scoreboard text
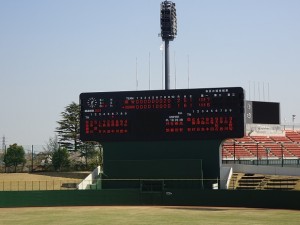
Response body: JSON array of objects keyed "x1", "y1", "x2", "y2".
[{"x1": 80, "y1": 87, "x2": 245, "y2": 142}]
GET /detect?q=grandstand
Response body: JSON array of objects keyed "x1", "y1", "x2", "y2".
[{"x1": 222, "y1": 130, "x2": 300, "y2": 163}]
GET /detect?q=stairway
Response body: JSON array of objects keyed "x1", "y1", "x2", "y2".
[
  {"x1": 264, "y1": 177, "x2": 299, "y2": 190},
  {"x1": 236, "y1": 173, "x2": 266, "y2": 190},
  {"x1": 228, "y1": 173, "x2": 240, "y2": 190}
]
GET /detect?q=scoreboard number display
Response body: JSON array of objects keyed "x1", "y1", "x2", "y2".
[{"x1": 80, "y1": 87, "x2": 245, "y2": 142}]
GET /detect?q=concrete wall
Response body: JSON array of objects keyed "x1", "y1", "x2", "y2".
[
  {"x1": 78, "y1": 166, "x2": 101, "y2": 190},
  {"x1": 226, "y1": 164, "x2": 300, "y2": 176},
  {"x1": 220, "y1": 166, "x2": 232, "y2": 189}
]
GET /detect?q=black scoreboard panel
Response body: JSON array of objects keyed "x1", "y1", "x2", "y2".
[
  {"x1": 252, "y1": 101, "x2": 280, "y2": 124},
  {"x1": 80, "y1": 87, "x2": 245, "y2": 142}
]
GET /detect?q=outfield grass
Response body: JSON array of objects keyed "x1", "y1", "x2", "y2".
[
  {"x1": 0, "y1": 172, "x2": 89, "y2": 191},
  {"x1": 0, "y1": 206, "x2": 299, "y2": 225},
  {"x1": 0, "y1": 172, "x2": 90, "y2": 181}
]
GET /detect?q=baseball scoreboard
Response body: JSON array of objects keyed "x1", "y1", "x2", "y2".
[{"x1": 80, "y1": 87, "x2": 245, "y2": 142}]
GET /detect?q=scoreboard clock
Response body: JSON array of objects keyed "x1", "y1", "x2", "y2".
[{"x1": 80, "y1": 87, "x2": 245, "y2": 142}]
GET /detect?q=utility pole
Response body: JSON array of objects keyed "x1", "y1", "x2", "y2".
[{"x1": 1, "y1": 135, "x2": 5, "y2": 154}]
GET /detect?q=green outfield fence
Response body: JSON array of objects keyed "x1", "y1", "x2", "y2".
[
  {"x1": 1, "y1": 189, "x2": 300, "y2": 209},
  {"x1": 1, "y1": 178, "x2": 300, "y2": 209}
]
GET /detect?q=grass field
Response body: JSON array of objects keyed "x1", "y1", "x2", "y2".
[
  {"x1": 0, "y1": 206, "x2": 299, "y2": 225},
  {"x1": 1, "y1": 173, "x2": 300, "y2": 225},
  {"x1": 0, "y1": 172, "x2": 90, "y2": 181},
  {"x1": 0, "y1": 172, "x2": 89, "y2": 191}
]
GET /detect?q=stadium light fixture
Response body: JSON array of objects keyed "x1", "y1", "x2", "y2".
[
  {"x1": 160, "y1": 1, "x2": 177, "y2": 41},
  {"x1": 160, "y1": 1, "x2": 177, "y2": 90}
]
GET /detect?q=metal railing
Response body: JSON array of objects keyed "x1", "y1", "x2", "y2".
[
  {"x1": 222, "y1": 141, "x2": 300, "y2": 167},
  {"x1": 0, "y1": 179, "x2": 82, "y2": 191},
  {"x1": 0, "y1": 177, "x2": 299, "y2": 191}
]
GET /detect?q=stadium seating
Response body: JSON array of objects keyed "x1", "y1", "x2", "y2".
[
  {"x1": 285, "y1": 130, "x2": 300, "y2": 143},
  {"x1": 222, "y1": 130, "x2": 300, "y2": 159},
  {"x1": 282, "y1": 143, "x2": 300, "y2": 157},
  {"x1": 270, "y1": 136, "x2": 292, "y2": 143},
  {"x1": 251, "y1": 136, "x2": 273, "y2": 143},
  {"x1": 223, "y1": 144, "x2": 253, "y2": 159},
  {"x1": 243, "y1": 144, "x2": 269, "y2": 158}
]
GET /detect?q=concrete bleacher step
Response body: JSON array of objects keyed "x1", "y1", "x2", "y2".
[
  {"x1": 231, "y1": 173, "x2": 300, "y2": 191},
  {"x1": 238, "y1": 182, "x2": 259, "y2": 187},
  {"x1": 267, "y1": 182, "x2": 297, "y2": 186},
  {"x1": 264, "y1": 187, "x2": 295, "y2": 190},
  {"x1": 228, "y1": 173, "x2": 241, "y2": 189},
  {"x1": 236, "y1": 174, "x2": 266, "y2": 190},
  {"x1": 236, "y1": 186, "x2": 258, "y2": 190},
  {"x1": 259, "y1": 176, "x2": 271, "y2": 187},
  {"x1": 240, "y1": 175, "x2": 265, "y2": 180},
  {"x1": 264, "y1": 177, "x2": 299, "y2": 190},
  {"x1": 269, "y1": 178, "x2": 298, "y2": 182}
]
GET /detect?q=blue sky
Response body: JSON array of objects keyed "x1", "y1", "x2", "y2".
[{"x1": 1, "y1": 0, "x2": 300, "y2": 145}]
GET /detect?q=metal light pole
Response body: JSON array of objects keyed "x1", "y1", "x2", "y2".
[
  {"x1": 256, "y1": 142, "x2": 259, "y2": 166},
  {"x1": 160, "y1": 44, "x2": 164, "y2": 89},
  {"x1": 160, "y1": 0, "x2": 177, "y2": 90},
  {"x1": 233, "y1": 141, "x2": 236, "y2": 164},
  {"x1": 281, "y1": 143, "x2": 284, "y2": 167},
  {"x1": 4, "y1": 145, "x2": 6, "y2": 173},
  {"x1": 292, "y1": 115, "x2": 296, "y2": 131},
  {"x1": 31, "y1": 145, "x2": 34, "y2": 172},
  {"x1": 265, "y1": 147, "x2": 270, "y2": 165},
  {"x1": 165, "y1": 39, "x2": 170, "y2": 89}
]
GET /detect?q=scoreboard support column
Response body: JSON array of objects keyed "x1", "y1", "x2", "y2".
[{"x1": 101, "y1": 139, "x2": 223, "y2": 190}]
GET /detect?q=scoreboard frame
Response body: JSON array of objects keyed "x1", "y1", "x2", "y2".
[{"x1": 80, "y1": 87, "x2": 245, "y2": 142}]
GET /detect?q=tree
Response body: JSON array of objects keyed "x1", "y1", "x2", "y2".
[
  {"x1": 80, "y1": 142, "x2": 103, "y2": 169},
  {"x1": 55, "y1": 102, "x2": 102, "y2": 170},
  {"x1": 4, "y1": 144, "x2": 26, "y2": 172},
  {"x1": 45, "y1": 135, "x2": 60, "y2": 153},
  {"x1": 56, "y1": 102, "x2": 81, "y2": 152},
  {"x1": 52, "y1": 147, "x2": 70, "y2": 171}
]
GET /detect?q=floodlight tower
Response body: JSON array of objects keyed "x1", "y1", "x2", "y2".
[{"x1": 160, "y1": 1, "x2": 177, "y2": 90}]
